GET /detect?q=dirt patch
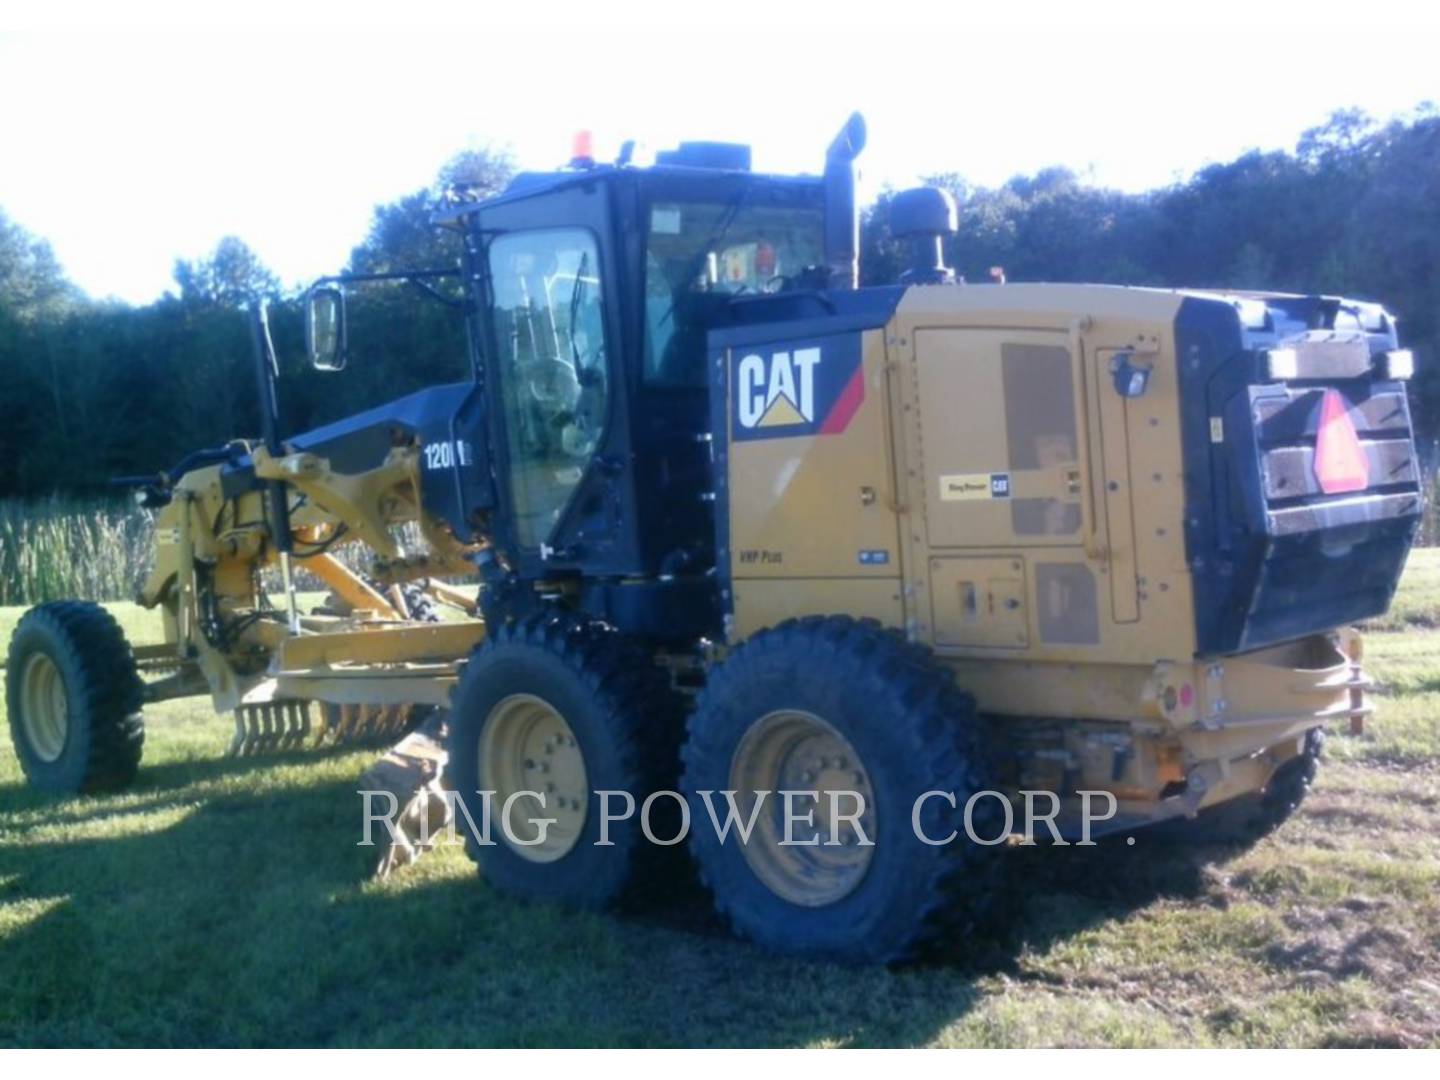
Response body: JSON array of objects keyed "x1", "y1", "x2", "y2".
[{"x1": 1264, "y1": 911, "x2": 1421, "y2": 982}]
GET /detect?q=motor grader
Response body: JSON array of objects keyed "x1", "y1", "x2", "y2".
[{"x1": 4, "y1": 114, "x2": 1423, "y2": 962}]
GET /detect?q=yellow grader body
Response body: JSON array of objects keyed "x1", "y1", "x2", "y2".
[
  {"x1": 5, "y1": 115, "x2": 1420, "y2": 962},
  {"x1": 133, "y1": 445, "x2": 481, "y2": 749},
  {"x1": 119, "y1": 284, "x2": 1379, "y2": 837},
  {"x1": 721, "y1": 284, "x2": 1378, "y2": 830}
]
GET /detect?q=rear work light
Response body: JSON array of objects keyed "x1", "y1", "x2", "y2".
[
  {"x1": 1265, "y1": 348, "x2": 1300, "y2": 380},
  {"x1": 1314, "y1": 388, "x2": 1369, "y2": 495},
  {"x1": 1376, "y1": 349, "x2": 1414, "y2": 380}
]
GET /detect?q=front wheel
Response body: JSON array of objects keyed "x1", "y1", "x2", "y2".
[
  {"x1": 5, "y1": 601, "x2": 145, "y2": 794},
  {"x1": 447, "y1": 612, "x2": 682, "y2": 909},
  {"x1": 683, "y1": 616, "x2": 1003, "y2": 964}
]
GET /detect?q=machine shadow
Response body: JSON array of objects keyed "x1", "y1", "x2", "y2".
[
  {"x1": 0, "y1": 744, "x2": 371, "y2": 825},
  {"x1": 132, "y1": 744, "x2": 376, "y2": 791},
  {"x1": 629, "y1": 830, "x2": 1221, "y2": 959},
  {"x1": 926, "y1": 834, "x2": 1220, "y2": 974},
  {"x1": 0, "y1": 770, "x2": 1224, "y2": 1048}
]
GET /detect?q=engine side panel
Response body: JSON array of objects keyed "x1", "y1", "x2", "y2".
[
  {"x1": 716, "y1": 323, "x2": 903, "y2": 637},
  {"x1": 890, "y1": 285, "x2": 1198, "y2": 674},
  {"x1": 713, "y1": 282, "x2": 1415, "y2": 751}
]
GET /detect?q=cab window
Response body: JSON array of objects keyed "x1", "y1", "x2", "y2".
[
  {"x1": 488, "y1": 228, "x2": 607, "y2": 548},
  {"x1": 644, "y1": 200, "x2": 824, "y2": 386}
]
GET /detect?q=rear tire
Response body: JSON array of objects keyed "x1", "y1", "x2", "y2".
[
  {"x1": 447, "y1": 611, "x2": 682, "y2": 909},
  {"x1": 682, "y1": 616, "x2": 1003, "y2": 964},
  {"x1": 5, "y1": 601, "x2": 145, "y2": 795}
]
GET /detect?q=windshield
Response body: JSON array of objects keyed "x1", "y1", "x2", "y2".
[{"x1": 644, "y1": 199, "x2": 825, "y2": 386}]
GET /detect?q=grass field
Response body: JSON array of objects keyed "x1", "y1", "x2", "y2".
[{"x1": 1, "y1": 554, "x2": 1438, "y2": 1047}]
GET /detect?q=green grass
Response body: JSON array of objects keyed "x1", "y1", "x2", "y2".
[
  {"x1": 1349, "y1": 546, "x2": 1440, "y2": 766},
  {"x1": 1, "y1": 555, "x2": 1439, "y2": 1046},
  {"x1": 1361, "y1": 545, "x2": 1440, "y2": 632}
]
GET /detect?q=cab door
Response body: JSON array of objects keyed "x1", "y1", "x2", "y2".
[
  {"x1": 475, "y1": 184, "x2": 639, "y2": 576},
  {"x1": 486, "y1": 227, "x2": 610, "y2": 552}
]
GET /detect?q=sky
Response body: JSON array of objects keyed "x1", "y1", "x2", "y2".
[{"x1": 2, "y1": 0, "x2": 1438, "y2": 304}]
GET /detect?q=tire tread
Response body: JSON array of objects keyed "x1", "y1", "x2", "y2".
[
  {"x1": 5, "y1": 600, "x2": 144, "y2": 793},
  {"x1": 683, "y1": 615, "x2": 1002, "y2": 963},
  {"x1": 449, "y1": 609, "x2": 682, "y2": 908}
]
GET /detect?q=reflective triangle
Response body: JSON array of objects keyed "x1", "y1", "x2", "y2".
[{"x1": 1313, "y1": 388, "x2": 1369, "y2": 495}]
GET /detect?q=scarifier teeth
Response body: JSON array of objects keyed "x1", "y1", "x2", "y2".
[
  {"x1": 228, "y1": 701, "x2": 315, "y2": 756},
  {"x1": 261, "y1": 704, "x2": 278, "y2": 752},
  {"x1": 293, "y1": 700, "x2": 312, "y2": 747},
  {"x1": 313, "y1": 703, "x2": 425, "y2": 748},
  {"x1": 228, "y1": 701, "x2": 424, "y2": 755},
  {"x1": 229, "y1": 709, "x2": 248, "y2": 757}
]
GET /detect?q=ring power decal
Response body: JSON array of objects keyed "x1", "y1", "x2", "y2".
[
  {"x1": 731, "y1": 331, "x2": 864, "y2": 441},
  {"x1": 939, "y1": 472, "x2": 1012, "y2": 501}
]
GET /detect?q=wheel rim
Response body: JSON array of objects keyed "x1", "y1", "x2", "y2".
[
  {"x1": 729, "y1": 710, "x2": 877, "y2": 907},
  {"x1": 19, "y1": 652, "x2": 69, "y2": 763},
  {"x1": 479, "y1": 693, "x2": 588, "y2": 863}
]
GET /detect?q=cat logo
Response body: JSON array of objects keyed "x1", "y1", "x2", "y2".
[
  {"x1": 728, "y1": 332, "x2": 866, "y2": 442},
  {"x1": 737, "y1": 348, "x2": 822, "y2": 430}
]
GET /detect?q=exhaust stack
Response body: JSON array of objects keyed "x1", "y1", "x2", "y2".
[{"x1": 823, "y1": 112, "x2": 867, "y2": 289}]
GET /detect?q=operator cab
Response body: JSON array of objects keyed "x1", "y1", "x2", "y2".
[
  {"x1": 301, "y1": 116, "x2": 865, "y2": 640},
  {"x1": 422, "y1": 119, "x2": 861, "y2": 636}
]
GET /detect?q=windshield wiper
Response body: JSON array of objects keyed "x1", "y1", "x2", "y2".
[
  {"x1": 657, "y1": 185, "x2": 753, "y2": 329},
  {"x1": 569, "y1": 250, "x2": 590, "y2": 368}
]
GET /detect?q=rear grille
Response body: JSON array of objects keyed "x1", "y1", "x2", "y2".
[
  {"x1": 1177, "y1": 291, "x2": 1422, "y2": 655},
  {"x1": 1253, "y1": 385, "x2": 1420, "y2": 535}
]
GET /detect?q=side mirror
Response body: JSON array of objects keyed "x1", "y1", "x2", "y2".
[
  {"x1": 1110, "y1": 350, "x2": 1152, "y2": 398},
  {"x1": 306, "y1": 286, "x2": 347, "y2": 371}
]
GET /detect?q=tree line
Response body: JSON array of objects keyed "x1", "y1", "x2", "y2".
[{"x1": 0, "y1": 107, "x2": 1436, "y2": 497}]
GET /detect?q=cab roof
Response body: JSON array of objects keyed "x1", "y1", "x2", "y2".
[{"x1": 430, "y1": 160, "x2": 824, "y2": 227}]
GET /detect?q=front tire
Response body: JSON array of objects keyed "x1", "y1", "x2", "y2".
[
  {"x1": 447, "y1": 612, "x2": 682, "y2": 909},
  {"x1": 682, "y1": 616, "x2": 1003, "y2": 964},
  {"x1": 5, "y1": 601, "x2": 145, "y2": 794}
]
